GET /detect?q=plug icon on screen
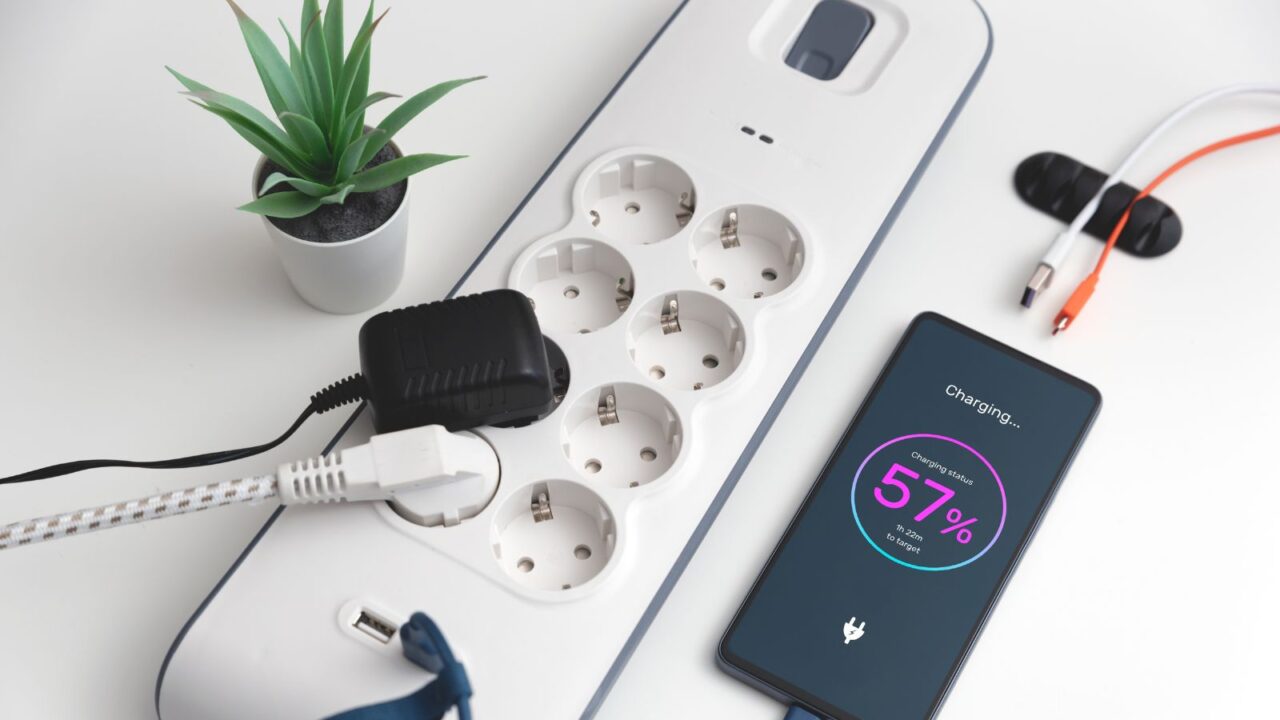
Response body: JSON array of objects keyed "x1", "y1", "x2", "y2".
[{"x1": 842, "y1": 617, "x2": 866, "y2": 644}]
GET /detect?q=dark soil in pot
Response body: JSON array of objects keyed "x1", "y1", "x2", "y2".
[{"x1": 257, "y1": 143, "x2": 407, "y2": 244}]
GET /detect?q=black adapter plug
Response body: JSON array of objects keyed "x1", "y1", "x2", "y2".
[
  {"x1": 358, "y1": 289, "x2": 567, "y2": 433},
  {"x1": 0, "y1": 289, "x2": 567, "y2": 485}
]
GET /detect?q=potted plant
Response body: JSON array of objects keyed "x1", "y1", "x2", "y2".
[{"x1": 169, "y1": 0, "x2": 482, "y2": 313}]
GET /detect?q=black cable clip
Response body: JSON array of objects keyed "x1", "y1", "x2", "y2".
[{"x1": 1014, "y1": 152, "x2": 1182, "y2": 258}]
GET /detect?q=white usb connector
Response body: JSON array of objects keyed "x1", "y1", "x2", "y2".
[{"x1": 0, "y1": 426, "x2": 500, "y2": 550}]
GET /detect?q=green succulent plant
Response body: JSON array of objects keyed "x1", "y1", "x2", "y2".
[{"x1": 169, "y1": 0, "x2": 482, "y2": 219}]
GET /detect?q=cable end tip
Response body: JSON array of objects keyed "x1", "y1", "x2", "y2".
[
  {"x1": 1021, "y1": 264, "x2": 1053, "y2": 309},
  {"x1": 1019, "y1": 287, "x2": 1037, "y2": 309}
]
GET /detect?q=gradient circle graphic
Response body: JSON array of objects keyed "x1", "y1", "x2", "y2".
[{"x1": 850, "y1": 433, "x2": 1006, "y2": 572}]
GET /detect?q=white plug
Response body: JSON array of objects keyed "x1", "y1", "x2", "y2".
[
  {"x1": 0, "y1": 426, "x2": 501, "y2": 551},
  {"x1": 277, "y1": 425, "x2": 500, "y2": 527}
]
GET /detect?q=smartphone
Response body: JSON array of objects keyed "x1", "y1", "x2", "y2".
[{"x1": 719, "y1": 312, "x2": 1101, "y2": 720}]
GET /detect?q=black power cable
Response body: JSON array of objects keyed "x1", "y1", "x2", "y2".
[
  {"x1": 0, "y1": 375, "x2": 366, "y2": 486},
  {"x1": 1, "y1": 289, "x2": 564, "y2": 488}
]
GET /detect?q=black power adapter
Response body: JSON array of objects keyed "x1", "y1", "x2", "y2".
[
  {"x1": 1, "y1": 289, "x2": 566, "y2": 485},
  {"x1": 358, "y1": 289, "x2": 564, "y2": 432}
]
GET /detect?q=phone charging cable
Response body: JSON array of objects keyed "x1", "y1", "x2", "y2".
[{"x1": 1021, "y1": 83, "x2": 1280, "y2": 311}]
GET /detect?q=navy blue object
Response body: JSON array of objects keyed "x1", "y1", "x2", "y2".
[
  {"x1": 784, "y1": 0, "x2": 874, "y2": 81},
  {"x1": 784, "y1": 705, "x2": 824, "y2": 720},
  {"x1": 326, "y1": 613, "x2": 473, "y2": 720}
]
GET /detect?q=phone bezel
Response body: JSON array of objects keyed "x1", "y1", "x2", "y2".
[{"x1": 717, "y1": 311, "x2": 1102, "y2": 720}]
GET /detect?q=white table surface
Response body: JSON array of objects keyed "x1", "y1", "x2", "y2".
[{"x1": 2, "y1": 1, "x2": 1278, "y2": 718}]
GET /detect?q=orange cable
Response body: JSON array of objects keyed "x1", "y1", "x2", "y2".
[{"x1": 1053, "y1": 123, "x2": 1280, "y2": 334}]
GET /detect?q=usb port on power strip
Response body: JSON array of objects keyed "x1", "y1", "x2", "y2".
[{"x1": 352, "y1": 609, "x2": 397, "y2": 644}]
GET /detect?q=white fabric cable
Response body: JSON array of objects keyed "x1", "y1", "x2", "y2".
[
  {"x1": 0, "y1": 424, "x2": 502, "y2": 551},
  {"x1": 0, "y1": 475, "x2": 278, "y2": 550}
]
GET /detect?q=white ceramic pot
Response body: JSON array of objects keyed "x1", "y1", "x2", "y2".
[{"x1": 253, "y1": 153, "x2": 409, "y2": 314}]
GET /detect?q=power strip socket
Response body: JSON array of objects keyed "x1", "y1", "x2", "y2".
[{"x1": 158, "y1": 1, "x2": 991, "y2": 717}]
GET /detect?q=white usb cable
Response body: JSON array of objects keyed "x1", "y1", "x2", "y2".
[
  {"x1": 1021, "y1": 82, "x2": 1280, "y2": 308},
  {"x1": 0, "y1": 425, "x2": 500, "y2": 550}
]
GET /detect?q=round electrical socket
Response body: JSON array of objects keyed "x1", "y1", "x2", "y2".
[
  {"x1": 626, "y1": 291, "x2": 745, "y2": 391},
  {"x1": 491, "y1": 481, "x2": 616, "y2": 592},
  {"x1": 511, "y1": 238, "x2": 635, "y2": 335},
  {"x1": 581, "y1": 154, "x2": 696, "y2": 245},
  {"x1": 561, "y1": 383, "x2": 682, "y2": 489},
  {"x1": 691, "y1": 205, "x2": 804, "y2": 299}
]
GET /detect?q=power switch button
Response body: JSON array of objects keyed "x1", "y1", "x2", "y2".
[{"x1": 784, "y1": 0, "x2": 874, "y2": 81}]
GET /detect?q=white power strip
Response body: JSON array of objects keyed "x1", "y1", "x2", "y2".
[{"x1": 158, "y1": 1, "x2": 991, "y2": 717}]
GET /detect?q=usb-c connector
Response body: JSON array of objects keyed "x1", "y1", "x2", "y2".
[{"x1": 783, "y1": 704, "x2": 824, "y2": 720}]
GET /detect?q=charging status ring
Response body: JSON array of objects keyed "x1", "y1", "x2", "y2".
[{"x1": 849, "y1": 433, "x2": 1007, "y2": 572}]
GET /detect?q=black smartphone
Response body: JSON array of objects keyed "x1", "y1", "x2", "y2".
[{"x1": 719, "y1": 312, "x2": 1101, "y2": 720}]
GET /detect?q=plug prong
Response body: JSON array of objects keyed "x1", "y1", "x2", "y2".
[
  {"x1": 720, "y1": 208, "x2": 741, "y2": 248},
  {"x1": 676, "y1": 190, "x2": 695, "y2": 227},
  {"x1": 597, "y1": 387, "x2": 619, "y2": 426},
  {"x1": 615, "y1": 277, "x2": 633, "y2": 312},
  {"x1": 660, "y1": 294, "x2": 682, "y2": 334},
  {"x1": 531, "y1": 490, "x2": 553, "y2": 523}
]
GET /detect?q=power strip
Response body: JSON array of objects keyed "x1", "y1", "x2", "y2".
[{"x1": 158, "y1": 1, "x2": 991, "y2": 717}]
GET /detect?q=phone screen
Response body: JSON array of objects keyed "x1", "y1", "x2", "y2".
[{"x1": 720, "y1": 313, "x2": 1100, "y2": 720}]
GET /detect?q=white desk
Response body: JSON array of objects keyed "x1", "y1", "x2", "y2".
[{"x1": 1, "y1": 1, "x2": 1277, "y2": 717}]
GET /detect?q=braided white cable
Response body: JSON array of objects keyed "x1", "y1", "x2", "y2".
[
  {"x1": 0, "y1": 474, "x2": 277, "y2": 550},
  {"x1": 0, "y1": 425, "x2": 500, "y2": 551}
]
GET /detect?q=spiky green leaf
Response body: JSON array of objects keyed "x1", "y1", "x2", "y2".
[
  {"x1": 278, "y1": 112, "x2": 331, "y2": 166},
  {"x1": 318, "y1": 184, "x2": 356, "y2": 205},
  {"x1": 332, "y1": 3, "x2": 384, "y2": 140},
  {"x1": 168, "y1": 67, "x2": 301, "y2": 154},
  {"x1": 347, "y1": 20, "x2": 371, "y2": 140},
  {"x1": 334, "y1": 128, "x2": 386, "y2": 182},
  {"x1": 277, "y1": 21, "x2": 312, "y2": 114},
  {"x1": 346, "y1": 50, "x2": 371, "y2": 146},
  {"x1": 238, "y1": 190, "x2": 324, "y2": 218},
  {"x1": 335, "y1": 91, "x2": 399, "y2": 148},
  {"x1": 259, "y1": 172, "x2": 341, "y2": 197},
  {"x1": 351, "y1": 91, "x2": 400, "y2": 116},
  {"x1": 191, "y1": 100, "x2": 312, "y2": 178},
  {"x1": 300, "y1": 0, "x2": 319, "y2": 35},
  {"x1": 323, "y1": 0, "x2": 344, "y2": 81},
  {"x1": 300, "y1": 6, "x2": 334, "y2": 129},
  {"x1": 350, "y1": 153, "x2": 464, "y2": 193},
  {"x1": 359, "y1": 76, "x2": 483, "y2": 167},
  {"x1": 226, "y1": 0, "x2": 307, "y2": 117}
]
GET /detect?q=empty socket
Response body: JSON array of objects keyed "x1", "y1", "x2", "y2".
[
  {"x1": 582, "y1": 154, "x2": 696, "y2": 244},
  {"x1": 691, "y1": 205, "x2": 804, "y2": 299},
  {"x1": 512, "y1": 238, "x2": 635, "y2": 335},
  {"x1": 626, "y1": 292, "x2": 745, "y2": 391},
  {"x1": 491, "y1": 481, "x2": 616, "y2": 592},
  {"x1": 561, "y1": 383, "x2": 683, "y2": 489}
]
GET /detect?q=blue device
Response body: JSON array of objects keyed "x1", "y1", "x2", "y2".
[{"x1": 719, "y1": 313, "x2": 1100, "y2": 720}]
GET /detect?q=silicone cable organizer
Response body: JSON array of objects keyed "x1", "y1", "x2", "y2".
[
  {"x1": 1015, "y1": 151, "x2": 1183, "y2": 258},
  {"x1": 157, "y1": 1, "x2": 992, "y2": 718}
]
